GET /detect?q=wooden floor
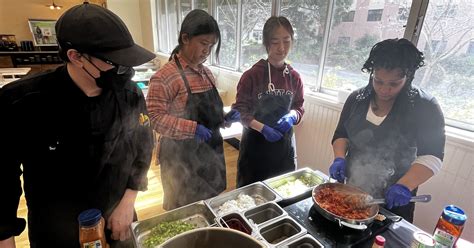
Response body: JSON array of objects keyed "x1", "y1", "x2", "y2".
[{"x1": 14, "y1": 142, "x2": 239, "y2": 247}]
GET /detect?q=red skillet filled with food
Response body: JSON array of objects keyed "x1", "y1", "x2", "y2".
[{"x1": 312, "y1": 183, "x2": 379, "y2": 230}]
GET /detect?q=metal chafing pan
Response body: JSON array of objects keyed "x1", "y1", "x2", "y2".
[
  {"x1": 278, "y1": 234, "x2": 325, "y2": 248},
  {"x1": 258, "y1": 216, "x2": 306, "y2": 247},
  {"x1": 130, "y1": 201, "x2": 216, "y2": 247},
  {"x1": 244, "y1": 201, "x2": 287, "y2": 227},
  {"x1": 263, "y1": 168, "x2": 327, "y2": 205},
  {"x1": 205, "y1": 182, "x2": 281, "y2": 217}
]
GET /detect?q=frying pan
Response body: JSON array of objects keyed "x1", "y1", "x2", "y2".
[{"x1": 312, "y1": 183, "x2": 379, "y2": 230}]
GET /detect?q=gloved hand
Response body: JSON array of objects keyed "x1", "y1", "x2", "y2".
[
  {"x1": 329, "y1": 157, "x2": 346, "y2": 183},
  {"x1": 274, "y1": 111, "x2": 298, "y2": 133},
  {"x1": 195, "y1": 124, "x2": 212, "y2": 142},
  {"x1": 385, "y1": 184, "x2": 412, "y2": 209},
  {"x1": 261, "y1": 125, "x2": 283, "y2": 142},
  {"x1": 224, "y1": 109, "x2": 240, "y2": 127}
]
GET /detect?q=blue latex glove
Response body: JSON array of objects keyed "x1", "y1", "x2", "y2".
[
  {"x1": 195, "y1": 124, "x2": 212, "y2": 142},
  {"x1": 224, "y1": 109, "x2": 240, "y2": 125},
  {"x1": 385, "y1": 184, "x2": 412, "y2": 209},
  {"x1": 329, "y1": 158, "x2": 346, "y2": 183},
  {"x1": 274, "y1": 111, "x2": 298, "y2": 133},
  {"x1": 261, "y1": 125, "x2": 283, "y2": 142}
]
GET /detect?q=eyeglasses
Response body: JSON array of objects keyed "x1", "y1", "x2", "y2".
[{"x1": 100, "y1": 59, "x2": 131, "y2": 75}]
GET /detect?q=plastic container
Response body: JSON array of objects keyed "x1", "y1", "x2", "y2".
[
  {"x1": 78, "y1": 209, "x2": 108, "y2": 248},
  {"x1": 433, "y1": 205, "x2": 467, "y2": 248},
  {"x1": 371, "y1": 235, "x2": 385, "y2": 248}
]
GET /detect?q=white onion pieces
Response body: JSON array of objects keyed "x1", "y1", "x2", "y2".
[{"x1": 217, "y1": 193, "x2": 265, "y2": 216}]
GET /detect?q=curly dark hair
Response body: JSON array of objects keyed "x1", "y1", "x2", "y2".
[{"x1": 362, "y1": 38, "x2": 424, "y2": 86}]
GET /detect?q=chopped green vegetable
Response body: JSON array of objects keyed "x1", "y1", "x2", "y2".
[{"x1": 143, "y1": 220, "x2": 196, "y2": 248}]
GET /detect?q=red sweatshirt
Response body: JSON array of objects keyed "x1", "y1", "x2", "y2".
[{"x1": 232, "y1": 59, "x2": 305, "y2": 127}]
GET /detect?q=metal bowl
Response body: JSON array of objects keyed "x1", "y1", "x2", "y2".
[{"x1": 160, "y1": 227, "x2": 266, "y2": 248}]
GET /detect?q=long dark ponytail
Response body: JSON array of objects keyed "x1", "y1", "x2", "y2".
[{"x1": 169, "y1": 9, "x2": 221, "y2": 61}]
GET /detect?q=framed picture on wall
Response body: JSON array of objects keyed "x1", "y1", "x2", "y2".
[{"x1": 28, "y1": 19, "x2": 57, "y2": 46}]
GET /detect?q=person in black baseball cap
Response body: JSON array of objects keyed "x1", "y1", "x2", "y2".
[{"x1": 0, "y1": 2, "x2": 154, "y2": 247}]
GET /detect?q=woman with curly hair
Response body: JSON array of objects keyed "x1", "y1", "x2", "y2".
[{"x1": 329, "y1": 38, "x2": 445, "y2": 222}]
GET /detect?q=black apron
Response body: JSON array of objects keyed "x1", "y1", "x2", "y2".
[
  {"x1": 159, "y1": 55, "x2": 226, "y2": 210},
  {"x1": 27, "y1": 89, "x2": 140, "y2": 247},
  {"x1": 344, "y1": 98, "x2": 418, "y2": 222},
  {"x1": 237, "y1": 62, "x2": 296, "y2": 187}
]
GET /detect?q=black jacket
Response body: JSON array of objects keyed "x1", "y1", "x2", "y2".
[{"x1": 0, "y1": 66, "x2": 153, "y2": 246}]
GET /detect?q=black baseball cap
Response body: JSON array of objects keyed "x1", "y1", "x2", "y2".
[{"x1": 56, "y1": 2, "x2": 155, "y2": 67}]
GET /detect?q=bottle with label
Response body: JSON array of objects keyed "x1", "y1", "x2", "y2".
[
  {"x1": 78, "y1": 209, "x2": 108, "y2": 248},
  {"x1": 372, "y1": 235, "x2": 385, "y2": 248},
  {"x1": 433, "y1": 205, "x2": 467, "y2": 248}
]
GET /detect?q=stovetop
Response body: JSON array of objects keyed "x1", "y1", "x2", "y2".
[{"x1": 282, "y1": 197, "x2": 395, "y2": 248}]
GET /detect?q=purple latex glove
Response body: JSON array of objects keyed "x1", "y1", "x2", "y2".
[
  {"x1": 329, "y1": 157, "x2": 346, "y2": 183},
  {"x1": 274, "y1": 111, "x2": 298, "y2": 133},
  {"x1": 195, "y1": 124, "x2": 212, "y2": 142},
  {"x1": 224, "y1": 109, "x2": 240, "y2": 126},
  {"x1": 385, "y1": 184, "x2": 412, "y2": 209},
  {"x1": 261, "y1": 125, "x2": 283, "y2": 142}
]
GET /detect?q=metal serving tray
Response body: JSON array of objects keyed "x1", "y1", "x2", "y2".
[
  {"x1": 263, "y1": 168, "x2": 327, "y2": 205},
  {"x1": 131, "y1": 201, "x2": 216, "y2": 248},
  {"x1": 205, "y1": 182, "x2": 281, "y2": 217},
  {"x1": 278, "y1": 234, "x2": 325, "y2": 248},
  {"x1": 258, "y1": 216, "x2": 306, "y2": 247},
  {"x1": 244, "y1": 202, "x2": 287, "y2": 227}
]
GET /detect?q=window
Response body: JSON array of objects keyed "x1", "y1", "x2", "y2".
[
  {"x1": 413, "y1": 0, "x2": 474, "y2": 130},
  {"x1": 215, "y1": 0, "x2": 238, "y2": 69},
  {"x1": 398, "y1": 7, "x2": 409, "y2": 21},
  {"x1": 337, "y1": 37, "x2": 350, "y2": 46},
  {"x1": 280, "y1": 0, "x2": 330, "y2": 91},
  {"x1": 341, "y1": 10, "x2": 355, "y2": 22},
  {"x1": 240, "y1": 0, "x2": 271, "y2": 70},
  {"x1": 157, "y1": 0, "x2": 179, "y2": 53},
  {"x1": 467, "y1": 41, "x2": 474, "y2": 55},
  {"x1": 322, "y1": 1, "x2": 412, "y2": 91},
  {"x1": 153, "y1": 0, "x2": 473, "y2": 131},
  {"x1": 367, "y1": 9, "x2": 383, "y2": 22},
  {"x1": 424, "y1": 40, "x2": 448, "y2": 55}
]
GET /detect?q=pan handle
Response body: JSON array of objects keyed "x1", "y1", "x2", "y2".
[
  {"x1": 410, "y1": 194, "x2": 431, "y2": 203},
  {"x1": 336, "y1": 218, "x2": 368, "y2": 230}
]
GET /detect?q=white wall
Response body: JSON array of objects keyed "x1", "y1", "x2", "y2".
[{"x1": 107, "y1": 0, "x2": 144, "y2": 46}]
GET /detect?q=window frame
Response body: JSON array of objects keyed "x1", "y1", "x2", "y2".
[{"x1": 154, "y1": 0, "x2": 473, "y2": 132}]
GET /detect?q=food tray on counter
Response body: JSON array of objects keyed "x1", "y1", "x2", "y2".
[
  {"x1": 258, "y1": 216, "x2": 307, "y2": 247},
  {"x1": 263, "y1": 168, "x2": 327, "y2": 205},
  {"x1": 205, "y1": 182, "x2": 281, "y2": 217},
  {"x1": 278, "y1": 234, "x2": 324, "y2": 248},
  {"x1": 131, "y1": 201, "x2": 216, "y2": 248}
]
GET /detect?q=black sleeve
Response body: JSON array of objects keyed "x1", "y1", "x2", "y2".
[
  {"x1": 0, "y1": 89, "x2": 26, "y2": 240},
  {"x1": 127, "y1": 91, "x2": 154, "y2": 191},
  {"x1": 332, "y1": 91, "x2": 358, "y2": 144},
  {"x1": 415, "y1": 96, "x2": 446, "y2": 160}
]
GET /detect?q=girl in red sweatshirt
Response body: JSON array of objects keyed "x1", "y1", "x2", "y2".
[{"x1": 232, "y1": 16, "x2": 305, "y2": 187}]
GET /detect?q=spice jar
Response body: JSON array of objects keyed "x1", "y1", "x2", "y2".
[
  {"x1": 433, "y1": 205, "x2": 467, "y2": 248},
  {"x1": 78, "y1": 209, "x2": 108, "y2": 248},
  {"x1": 371, "y1": 235, "x2": 385, "y2": 248}
]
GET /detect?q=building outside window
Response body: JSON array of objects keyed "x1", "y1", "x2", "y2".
[
  {"x1": 154, "y1": 0, "x2": 474, "y2": 131},
  {"x1": 341, "y1": 10, "x2": 355, "y2": 22},
  {"x1": 367, "y1": 9, "x2": 383, "y2": 22}
]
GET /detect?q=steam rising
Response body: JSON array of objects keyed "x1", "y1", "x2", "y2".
[{"x1": 346, "y1": 127, "x2": 415, "y2": 198}]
